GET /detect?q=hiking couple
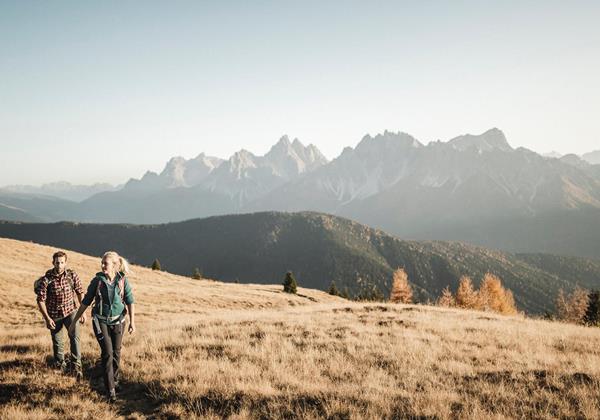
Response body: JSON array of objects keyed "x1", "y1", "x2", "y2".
[{"x1": 35, "y1": 250, "x2": 135, "y2": 402}]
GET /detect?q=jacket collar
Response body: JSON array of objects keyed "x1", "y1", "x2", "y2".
[
  {"x1": 46, "y1": 269, "x2": 66, "y2": 280},
  {"x1": 96, "y1": 271, "x2": 124, "y2": 283}
]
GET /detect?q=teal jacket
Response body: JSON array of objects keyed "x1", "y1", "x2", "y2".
[{"x1": 82, "y1": 272, "x2": 134, "y2": 324}]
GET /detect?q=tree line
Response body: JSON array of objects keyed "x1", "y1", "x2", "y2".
[{"x1": 151, "y1": 256, "x2": 599, "y2": 325}]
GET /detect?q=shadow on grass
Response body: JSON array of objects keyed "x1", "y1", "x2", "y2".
[
  {"x1": 81, "y1": 356, "x2": 161, "y2": 417},
  {"x1": 139, "y1": 383, "x2": 438, "y2": 419},
  {"x1": 0, "y1": 344, "x2": 36, "y2": 354}
]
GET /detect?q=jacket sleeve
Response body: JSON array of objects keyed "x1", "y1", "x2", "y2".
[
  {"x1": 123, "y1": 278, "x2": 135, "y2": 305},
  {"x1": 81, "y1": 277, "x2": 99, "y2": 306}
]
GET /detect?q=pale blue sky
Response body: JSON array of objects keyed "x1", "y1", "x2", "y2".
[{"x1": 1, "y1": 1, "x2": 599, "y2": 186}]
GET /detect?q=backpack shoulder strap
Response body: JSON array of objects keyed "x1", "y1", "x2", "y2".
[
  {"x1": 65, "y1": 269, "x2": 75, "y2": 292},
  {"x1": 117, "y1": 273, "x2": 126, "y2": 301},
  {"x1": 94, "y1": 277, "x2": 104, "y2": 316}
]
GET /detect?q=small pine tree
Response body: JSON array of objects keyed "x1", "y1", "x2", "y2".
[
  {"x1": 500, "y1": 289, "x2": 518, "y2": 315},
  {"x1": 555, "y1": 289, "x2": 569, "y2": 321},
  {"x1": 151, "y1": 259, "x2": 161, "y2": 271},
  {"x1": 455, "y1": 275, "x2": 478, "y2": 309},
  {"x1": 356, "y1": 282, "x2": 385, "y2": 301},
  {"x1": 437, "y1": 286, "x2": 455, "y2": 307},
  {"x1": 478, "y1": 273, "x2": 517, "y2": 315},
  {"x1": 192, "y1": 267, "x2": 203, "y2": 280},
  {"x1": 584, "y1": 290, "x2": 600, "y2": 326},
  {"x1": 389, "y1": 268, "x2": 413, "y2": 303},
  {"x1": 328, "y1": 281, "x2": 340, "y2": 296},
  {"x1": 555, "y1": 287, "x2": 589, "y2": 324},
  {"x1": 283, "y1": 271, "x2": 298, "y2": 294}
]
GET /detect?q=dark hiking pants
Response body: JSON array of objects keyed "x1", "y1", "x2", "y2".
[
  {"x1": 50, "y1": 311, "x2": 81, "y2": 367},
  {"x1": 93, "y1": 320, "x2": 124, "y2": 393}
]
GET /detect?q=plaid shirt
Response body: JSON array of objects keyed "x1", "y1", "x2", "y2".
[{"x1": 36, "y1": 269, "x2": 84, "y2": 319}]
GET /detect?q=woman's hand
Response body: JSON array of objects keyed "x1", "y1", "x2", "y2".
[{"x1": 128, "y1": 322, "x2": 136, "y2": 334}]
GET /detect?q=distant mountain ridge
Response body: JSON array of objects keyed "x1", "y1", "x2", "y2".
[
  {"x1": 1, "y1": 211, "x2": 599, "y2": 314},
  {"x1": 124, "y1": 153, "x2": 224, "y2": 191},
  {"x1": 2, "y1": 129, "x2": 600, "y2": 258},
  {"x1": 582, "y1": 150, "x2": 600, "y2": 165},
  {"x1": 2, "y1": 182, "x2": 117, "y2": 202}
]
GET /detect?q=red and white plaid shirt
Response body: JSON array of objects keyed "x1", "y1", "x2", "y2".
[{"x1": 36, "y1": 269, "x2": 84, "y2": 319}]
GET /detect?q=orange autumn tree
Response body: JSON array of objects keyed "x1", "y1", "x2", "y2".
[
  {"x1": 437, "y1": 286, "x2": 455, "y2": 307},
  {"x1": 478, "y1": 273, "x2": 518, "y2": 315},
  {"x1": 555, "y1": 287, "x2": 589, "y2": 324},
  {"x1": 390, "y1": 268, "x2": 413, "y2": 303},
  {"x1": 455, "y1": 276, "x2": 478, "y2": 309}
]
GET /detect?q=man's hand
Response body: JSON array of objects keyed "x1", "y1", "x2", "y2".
[
  {"x1": 45, "y1": 318, "x2": 56, "y2": 330},
  {"x1": 128, "y1": 322, "x2": 136, "y2": 335},
  {"x1": 79, "y1": 314, "x2": 86, "y2": 324}
]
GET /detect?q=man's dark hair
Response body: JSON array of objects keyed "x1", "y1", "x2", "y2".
[{"x1": 52, "y1": 251, "x2": 68, "y2": 262}]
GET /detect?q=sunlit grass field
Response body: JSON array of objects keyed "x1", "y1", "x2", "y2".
[{"x1": 1, "y1": 237, "x2": 599, "y2": 419}]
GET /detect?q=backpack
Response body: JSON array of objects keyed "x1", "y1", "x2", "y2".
[{"x1": 34, "y1": 270, "x2": 75, "y2": 295}]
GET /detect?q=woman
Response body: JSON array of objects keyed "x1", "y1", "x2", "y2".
[{"x1": 70, "y1": 251, "x2": 135, "y2": 402}]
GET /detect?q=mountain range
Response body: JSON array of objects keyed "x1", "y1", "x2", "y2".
[
  {"x1": 1, "y1": 211, "x2": 599, "y2": 314},
  {"x1": 1, "y1": 182, "x2": 117, "y2": 202},
  {"x1": 2, "y1": 129, "x2": 600, "y2": 258}
]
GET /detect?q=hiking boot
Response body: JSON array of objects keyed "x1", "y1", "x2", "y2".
[
  {"x1": 73, "y1": 366, "x2": 83, "y2": 381},
  {"x1": 53, "y1": 360, "x2": 67, "y2": 371}
]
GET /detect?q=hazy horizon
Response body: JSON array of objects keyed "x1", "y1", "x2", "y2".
[{"x1": 2, "y1": 1, "x2": 599, "y2": 186}]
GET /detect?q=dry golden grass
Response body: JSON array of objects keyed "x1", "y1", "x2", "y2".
[{"x1": 1, "y1": 237, "x2": 600, "y2": 419}]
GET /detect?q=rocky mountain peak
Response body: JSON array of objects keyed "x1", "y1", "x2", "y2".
[
  {"x1": 356, "y1": 131, "x2": 423, "y2": 153},
  {"x1": 229, "y1": 149, "x2": 259, "y2": 171},
  {"x1": 448, "y1": 128, "x2": 512, "y2": 152}
]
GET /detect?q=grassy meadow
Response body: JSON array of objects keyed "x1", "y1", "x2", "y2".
[{"x1": 1, "y1": 237, "x2": 599, "y2": 419}]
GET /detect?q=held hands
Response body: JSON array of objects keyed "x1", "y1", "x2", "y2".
[{"x1": 79, "y1": 314, "x2": 86, "y2": 324}]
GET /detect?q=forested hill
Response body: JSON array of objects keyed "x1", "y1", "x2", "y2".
[{"x1": 1, "y1": 211, "x2": 599, "y2": 314}]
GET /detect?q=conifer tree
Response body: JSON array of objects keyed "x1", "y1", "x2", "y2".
[
  {"x1": 151, "y1": 258, "x2": 162, "y2": 271},
  {"x1": 390, "y1": 268, "x2": 413, "y2": 303},
  {"x1": 555, "y1": 287, "x2": 589, "y2": 323},
  {"x1": 283, "y1": 271, "x2": 298, "y2": 294},
  {"x1": 192, "y1": 267, "x2": 203, "y2": 280},
  {"x1": 455, "y1": 276, "x2": 478, "y2": 309},
  {"x1": 555, "y1": 289, "x2": 568, "y2": 321},
  {"x1": 437, "y1": 286, "x2": 455, "y2": 307},
  {"x1": 478, "y1": 273, "x2": 517, "y2": 314},
  {"x1": 328, "y1": 281, "x2": 339, "y2": 296},
  {"x1": 584, "y1": 290, "x2": 600, "y2": 326},
  {"x1": 357, "y1": 282, "x2": 385, "y2": 301}
]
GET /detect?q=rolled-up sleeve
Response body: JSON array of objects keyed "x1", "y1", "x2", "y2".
[
  {"x1": 36, "y1": 277, "x2": 48, "y2": 303},
  {"x1": 124, "y1": 278, "x2": 135, "y2": 305},
  {"x1": 81, "y1": 278, "x2": 98, "y2": 306}
]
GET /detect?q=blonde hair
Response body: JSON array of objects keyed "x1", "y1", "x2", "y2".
[{"x1": 102, "y1": 251, "x2": 131, "y2": 275}]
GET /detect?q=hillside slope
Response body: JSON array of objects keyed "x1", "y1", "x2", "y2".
[
  {"x1": 2, "y1": 212, "x2": 600, "y2": 314},
  {"x1": 1, "y1": 238, "x2": 599, "y2": 419}
]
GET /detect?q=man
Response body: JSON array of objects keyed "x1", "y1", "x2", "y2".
[{"x1": 36, "y1": 251, "x2": 86, "y2": 379}]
